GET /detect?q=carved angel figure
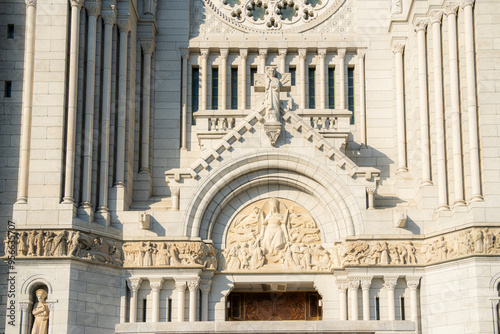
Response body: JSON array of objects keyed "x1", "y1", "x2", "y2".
[{"x1": 31, "y1": 289, "x2": 49, "y2": 334}]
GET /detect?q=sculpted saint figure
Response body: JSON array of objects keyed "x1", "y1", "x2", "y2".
[
  {"x1": 18, "y1": 231, "x2": 28, "y2": 256},
  {"x1": 264, "y1": 67, "x2": 280, "y2": 123},
  {"x1": 31, "y1": 289, "x2": 49, "y2": 334},
  {"x1": 260, "y1": 198, "x2": 288, "y2": 256},
  {"x1": 52, "y1": 231, "x2": 67, "y2": 256}
]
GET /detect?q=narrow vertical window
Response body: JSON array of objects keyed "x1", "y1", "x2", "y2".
[
  {"x1": 290, "y1": 66, "x2": 296, "y2": 86},
  {"x1": 142, "y1": 299, "x2": 147, "y2": 322},
  {"x1": 4, "y1": 81, "x2": 12, "y2": 97},
  {"x1": 211, "y1": 67, "x2": 218, "y2": 110},
  {"x1": 308, "y1": 67, "x2": 316, "y2": 109},
  {"x1": 375, "y1": 296, "x2": 380, "y2": 320},
  {"x1": 167, "y1": 298, "x2": 172, "y2": 322},
  {"x1": 328, "y1": 67, "x2": 335, "y2": 109},
  {"x1": 7, "y1": 24, "x2": 14, "y2": 39},
  {"x1": 348, "y1": 67, "x2": 355, "y2": 124},
  {"x1": 192, "y1": 67, "x2": 199, "y2": 113},
  {"x1": 250, "y1": 67, "x2": 257, "y2": 86},
  {"x1": 231, "y1": 67, "x2": 238, "y2": 109},
  {"x1": 400, "y1": 296, "x2": 406, "y2": 320}
]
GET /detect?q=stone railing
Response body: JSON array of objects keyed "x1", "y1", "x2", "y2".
[{"x1": 296, "y1": 109, "x2": 352, "y2": 138}]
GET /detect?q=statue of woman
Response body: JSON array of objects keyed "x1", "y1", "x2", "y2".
[
  {"x1": 265, "y1": 67, "x2": 280, "y2": 123},
  {"x1": 31, "y1": 289, "x2": 49, "y2": 334},
  {"x1": 260, "y1": 199, "x2": 288, "y2": 256}
]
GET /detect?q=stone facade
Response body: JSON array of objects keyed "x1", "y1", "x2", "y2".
[{"x1": 1, "y1": 0, "x2": 500, "y2": 333}]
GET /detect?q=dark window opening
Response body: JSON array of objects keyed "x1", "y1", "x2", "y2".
[
  {"x1": 167, "y1": 298, "x2": 172, "y2": 322},
  {"x1": 348, "y1": 67, "x2": 355, "y2": 124},
  {"x1": 142, "y1": 299, "x2": 147, "y2": 322},
  {"x1": 308, "y1": 67, "x2": 316, "y2": 109},
  {"x1": 250, "y1": 67, "x2": 257, "y2": 86},
  {"x1": 375, "y1": 296, "x2": 380, "y2": 320},
  {"x1": 290, "y1": 66, "x2": 296, "y2": 86},
  {"x1": 7, "y1": 24, "x2": 14, "y2": 39},
  {"x1": 211, "y1": 67, "x2": 218, "y2": 110},
  {"x1": 4, "y1": 81, "x2": 12, "y2": 97},
  {"x1": 231, "y1": 68, "x2": 238, "y2": 109},
  {"x1": 328, "y1": 67, "x2": 335, "y2": 109},
  {"x1": 400, "y1": 296, "x2": 405, "y2": 320},
  {"x1": 192, "y1": 67, "x2": 199, "y2": 124}
]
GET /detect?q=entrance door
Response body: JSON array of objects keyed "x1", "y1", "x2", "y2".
[{"x1": 227, "y1": 291, "x2": 322, "y2": 321}]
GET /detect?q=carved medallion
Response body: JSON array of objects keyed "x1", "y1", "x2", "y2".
[{"x1": 201, "y1": 0, "x2": 346, "y2": 33}]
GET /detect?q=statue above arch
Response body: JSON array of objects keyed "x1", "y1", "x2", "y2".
[{"x1": 223, "y1": 198, "x2": 332, "y2": 272}]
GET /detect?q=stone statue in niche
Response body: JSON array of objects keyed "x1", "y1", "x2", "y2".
[
  {"x1": 224, "y1": 198, "x2": 328, "y2": 271},
  {"x1": 31, "y1": 289, "x2": 49, "y2": 334},
  {"x1": 264, "y1": 67, "x2": 281, "y2": 123}
]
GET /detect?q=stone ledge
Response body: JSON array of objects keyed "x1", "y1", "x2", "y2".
[{"x1": 115, "y1": 320, "x2": 415, "y2": 333}]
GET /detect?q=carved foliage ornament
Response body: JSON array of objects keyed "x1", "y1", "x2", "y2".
[{"x1": 202, "y1": 0, "x2": 347, "y2": 33}]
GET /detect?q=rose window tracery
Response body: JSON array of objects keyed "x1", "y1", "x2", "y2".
[{"x1": 202, "y1": 0, "x2": 346, "y2": 33}]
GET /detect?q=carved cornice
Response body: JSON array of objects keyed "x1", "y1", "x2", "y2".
[
  {"x1": 444, "y1": 2, "x2": 459, "y2": 16},
  {"x1": 25, "y1": 0, "x2": 37, "y2": 7},
  {"x1": 101, "y1": 8, "x2": 116, "y2": 25},
  {"x1": 414, "y1": 19, "x2": 429, "y2": 32},
  {"x1": 383, "y1": 276, "x2": 399, "y2": 289},
  {"x1": 429, "y1": 10, "x2": 444, "y2": 25},
  {"x1": 460, "y1": 0, "x2": 474, "y2": 9},
  {"x1": 85, "y1": 1, "x2": 101, "y2": 17}
]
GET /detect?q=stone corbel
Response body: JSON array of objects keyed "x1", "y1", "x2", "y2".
[
  {"x1": 139, "y1": 212, "x2": 151, "y2": 230},
  {"x1": 143, "y1": 0, "x2": 158, "y2": 17}
]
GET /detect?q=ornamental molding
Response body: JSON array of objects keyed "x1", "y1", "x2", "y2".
[{"x1": 201, "y1": 0, "x2": 347, "y2": 34}]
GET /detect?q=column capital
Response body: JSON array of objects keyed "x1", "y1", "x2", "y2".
[
  {"x1": 348, "y1": 277, "x2": 360, "y2": 290},
  {"x1": 175, "y1": 281, "x2": 187, "y2": 292},
  {"x1": 278, "y1": 49, "x2": 288, "y2": 59},
  {"x1": 336, "y1": 279, "x2": 348, "y2": 292},
  {"x1": 444, "y1": 2, "x2": 459, "y2": 16},
  {"x1": 181, "y1": 49, "x2": 189, "y2": 60},
  {"x1": 127, "y1": 278, "x2": 143, "y2": 292},
  {"x1": 200, "y1": 282, "x2": 211, "y2": 294},
  {"x1": 141, "y1": 40, "x2": 156, "y2": 55},
  {"x1": 85, "y1": 0, "x2": 101, "y2": 16},
  {"x1": 259, "y1": 48, "x2": 268, "y2": 59},
  {"x1": 392, "y1": 41, "x2": 405, "y2": 54},
  {"x1": 460, "y1": 0, "x2": 474, "y2": 9},
  {"x1": 117, "y1": 18, "x2": 131, "y2": 33},
  {"x1": 298, "y1": 49, "x2": 307, "y2": 59},
  {"x1": 200, "y1": 49, "x2": 210, "y2": 60},
  {"x1": 429, "y1": 9, "x2": 444, "y2": 24},
  {"x1": 414, "y1": 18, "x2": 429, "y2": 32},
  {"x1": 337, "y1": 48, "x2": 346, "y2": 58},
  {"x1": 405, "y1": 276, "x2": 421, "y2": 290},
  {"x1": 317, "y1": 49, "x2": 327, "y2": 59},
  {"x1": 187, "y1": 281, "x2": 199, "y2": 292},
  {"x1": 366, "y1": 186, "x2": 376, "y2": 195},
  {"x1": 239, "y1": 48, "x2": 248, "y2": 60},
  {"x1": 357, "y1": 49, "x2": 366, "y2": 59},
  {"x1": 149, "y1": 278, "x2": 164, "y2": 292},
  {"x1": 19, "y1": 301, "x2": 32, "y2": 312},
  {"x1": 383, "y1": 276, "x2": 399, "y2": 290},
  {"x1": 360, "y1": 276, "x2": 373, "y2": 290},
  {"x1": 70, "y1": 0, "x2": 84, "y2": 9},
  {"x1": 25, "y1": 0, "x2": 37, "y2": 7},
  {"x1": 101, "y1": 7, "x2": 116, "y2": 25},
  {"x1": 220, "y1": 49, "x2": 229, "y2": 60}
]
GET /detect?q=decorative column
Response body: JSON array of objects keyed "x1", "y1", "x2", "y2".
[
  {"x1": 140, "y1": 40, "x2": 155, "y2": 173},
  {"x1": 259, "y1": 49, "x2": 267, "y2": 73},
  {"x1": 80, "y1": 0, "x2": 101, "y2": 216},
  {"x1": 62, "y1": 0, "x2": 84, "y2": 204},
  {"x1": 96, "y1": 7, "x2": 116, "y2": 224},
  {"x1": 406, "y1": 277, "x2": 421, "y2": 334},
  {"x1": 115, "y1": 18, "x2": 130, "y2": 187},
  {"x1": 336, "y1": 279, "x2": 348, "y2": 321},
  {"x1": 17, "y1": 0, "x2": 37, "y2": 204},
  {"x1": 188, "y1": 280, "x2": 200, "y2": 322},
  {"x1": 384, "y1": 276, "x2": 398, "y2": 321},
  {"x1": 348, "y1": 277, "x2": 360, "y2": 320},
  {"x1": 150, "y1": 278, "x2": 163, "y2": 323},
  {"x1": 367, "y1": 187, "x2": 376, "y2": 209},
  {"x1": 393, "y1": 41, "x2": 408, "y2": 173},
  {"x1": 128, "y1": 278, "x2": 142, "y2": 323},
  {"x1": 175, "y1": 281, "x2": 186, "y2": 322},
  {"x1": 445, "y1": 3, "x2": 465, "y2": 206},
  {"x1": 181, "y1": 50, "x2": 189, "y2": 149},
  {"x1": 461, "y1": 0, "x2": 482, "y2": 201},
  {"x1": 361, "y1": 276, "x2": 373, "y2": 321},
  {"x1": 430, "y1": 10, "x2": 449, "y2": 210},
  {"x1": 318, "y1": 49, "x2": 326, "y2": 109},
  {"x1": 415, "y1": 19, "x2": 432, "y2": 186},
  {"x1": 20, "y1": 301, "x2": 32, "y2": 334},
  {"x1": 200, "y1": 281, "x2": 211, "y2": 321},
  {"x1": 298, "y1": 49, "x2": 307, "y2": 109},
  {"x1": 278, "y1": 49, "x2": 287, "y2": 74},
  {"x1": 220, "y1": 49, "x2": 228, "y2": 110},
  {"x1": 358, "y1": 50, "x2": 367, "y2": 146},
  {"x1": 200, "y1": 49, "x2": 209, "y2": 111},
  {"x1": 337, "y1": 49, "x2": 346, "y2": 109},
  {"x1": 239, "y1": 49, "x2": 247, "y2": 110}
]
